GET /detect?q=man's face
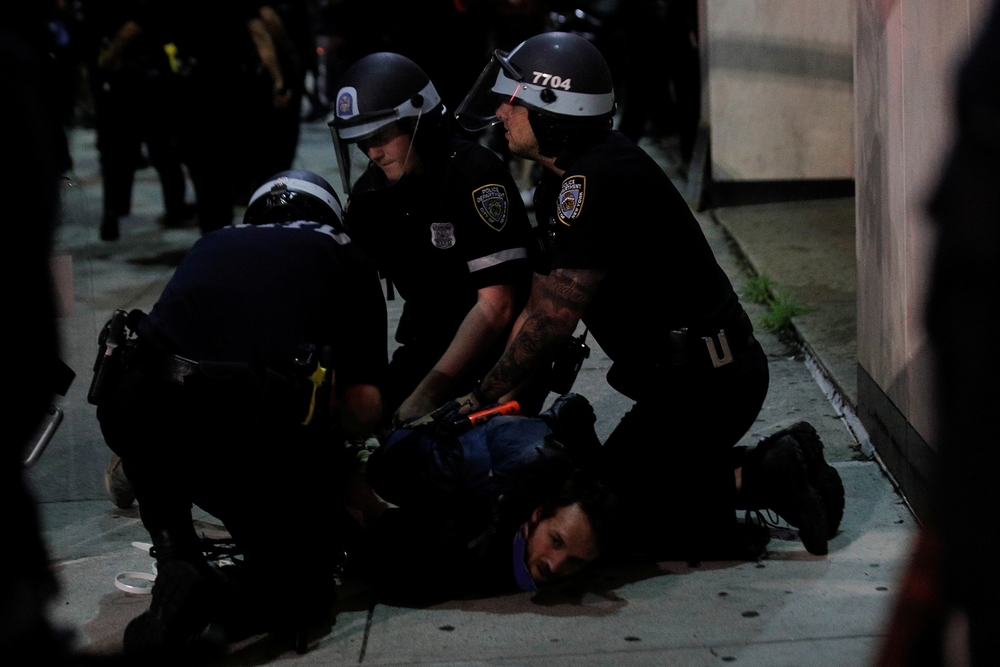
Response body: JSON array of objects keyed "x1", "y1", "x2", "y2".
[
  {"x1": 525, "y1": 503, "x2": 600, "y2": 585},
  {"x1": 496, "y1": 101, "x2": 542, "y2": 161},
  {"x1": 358, "y1": 122, "x2": 421, "y2": 183}
]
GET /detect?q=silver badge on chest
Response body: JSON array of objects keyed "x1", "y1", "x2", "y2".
[{"x1": 430, "y1": 222, "x2": 456, "y2": 249}]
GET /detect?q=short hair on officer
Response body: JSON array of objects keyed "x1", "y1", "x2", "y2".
[
  {"x1": 244, "y1": 169, "x2": 345, "y2": 230},
  {"x1": 328, "y1": 52, "x2": 450, "y2": 194},
  {"x1": 456, "y1": 31, "x2": 617, "y2": 157}
]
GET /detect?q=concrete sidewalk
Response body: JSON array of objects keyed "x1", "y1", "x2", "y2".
[{"x1": 28, "y1": 122, "x2": 915, "y2": 666}]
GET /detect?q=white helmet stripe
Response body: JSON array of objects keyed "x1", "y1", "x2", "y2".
[
  {"x1": 491, "y1": 70, "x2": 615, "y2": 117},
  {"x1": 335, "y1": 80, "x2": 441, "y2": 141},
  {"x1": 249, "y1": 177, "x2": 343, "y2": 222}
]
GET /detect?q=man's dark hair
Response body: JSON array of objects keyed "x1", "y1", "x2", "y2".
[{"x1": 536, "y1": 469, "x2": 620, "y2": 553}]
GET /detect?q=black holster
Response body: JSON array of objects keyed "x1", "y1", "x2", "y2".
[
  {"x1": 88, "y1": 309, "x2": 144, "y2": 406},
  {"x1": 606, "y1": 311, "x2": 757, "y2": 401}
]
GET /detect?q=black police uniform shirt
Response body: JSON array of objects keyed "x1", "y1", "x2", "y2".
[
  {"x1": 138, "y1": 220, "x2": 387, "y2": 389},
  {"x1": 533, "y1": 131, "x2": 742, "y2": 369},
  {"x1": 346, "y1": 137, "x2": 533, "y2": 349}
]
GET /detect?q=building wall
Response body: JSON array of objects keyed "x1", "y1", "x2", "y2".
[
  {"x1": 706, "y1": 0, "x2": 854, "y2": 182},
  {"x1": 855, "y1": 0, "x2": 990, "y2": 518}
]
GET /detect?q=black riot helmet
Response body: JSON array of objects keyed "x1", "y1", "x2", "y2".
[
  {"x1": 456, "y1": 31, "x2": 616, "y2": 157},
  {"x1": 243, "y1": 170, "x2": 345, "y2": 232},
  {"x1": 327, "y1": 52, "x2": 447, "y2": 194}
]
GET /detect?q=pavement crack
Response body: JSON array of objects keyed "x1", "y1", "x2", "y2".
[{"x1": 358, "y1": 600, "x2": 376, "y2": 663}]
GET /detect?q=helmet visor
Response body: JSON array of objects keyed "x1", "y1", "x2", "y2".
[
  {"x1": 329, "y1": 118, "x2": 424, "y2": 197},
  {"x1": 455, "y1": 51, "x2": 521, "y2": 132},
  {"x1": 329, "y1": 80, "x2": 438, "y2": 195},
  {"x1": 329, "y1": 121, "x2": 366, "y2": 196}
]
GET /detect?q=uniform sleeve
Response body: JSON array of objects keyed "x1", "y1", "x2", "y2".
[
  {"x1": 548, "y1": 168, "x2": 627, "y2": 271},
  {"x1": 330, "y1": 249, "x2": 388, "y2": 388},
  {"x1": 455, "y1": 146, "x2": 533, "y2": 291}
]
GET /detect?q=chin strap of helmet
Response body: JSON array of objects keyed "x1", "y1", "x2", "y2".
[{"x1": 404, "y1": 105, "x2": 422, "y2": 175}]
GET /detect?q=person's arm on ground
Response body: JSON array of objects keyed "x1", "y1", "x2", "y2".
[
  {"x1": 461, "y1": 268, "x2": 605, "y2": 411},
  {"x1": 394, "y1": 283, "x2": 516, "y2": 423}
]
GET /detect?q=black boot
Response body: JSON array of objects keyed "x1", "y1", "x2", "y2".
[
  {"x1": 123, "y1": 529, "x2": 225, "y2": 655},
  {"x1": 740, "y1": 434, "x2": 830, "y2": 555},
  {"x1": 773, "y1": 421, "x2": 845, "y2": 538},
  {"x1": 100, "y1": 210, "x2": 119, "y2": 242}
]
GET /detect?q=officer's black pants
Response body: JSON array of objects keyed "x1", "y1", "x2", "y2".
[
  {"x1": 92, "y1": 71, "x2": 187, "y2": 221},
  {"x1": 98, "y1": 364, "x2": 341, "y2": 625},
  {"x1": 597, "y1": 341, "x2": 770, "y2": 560}
]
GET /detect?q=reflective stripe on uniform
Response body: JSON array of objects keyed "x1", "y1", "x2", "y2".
[{"x1": 467, "y1": 247, "x2": 528, "y2": 272}]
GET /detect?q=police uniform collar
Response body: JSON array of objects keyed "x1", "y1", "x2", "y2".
[{"x1": 553, "y1": 130, "x2": 612, "y2": 171}]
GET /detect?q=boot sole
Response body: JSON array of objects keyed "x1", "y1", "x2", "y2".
[
  {"x1": 785, "y1": 422, "x2": 845, "y2": 538},
  {"x1": 763, "y1": 437, "x2": 829, "y2": 556}
]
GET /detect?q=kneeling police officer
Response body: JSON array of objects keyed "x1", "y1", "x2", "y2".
[
  {"x1": 94, "y1": 170, "x2": 387, "y2": 653},
  {"x1": 456, "y1": 32, "x2": 843, "y2": 560}
]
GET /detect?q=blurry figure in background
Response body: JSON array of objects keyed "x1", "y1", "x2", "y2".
[
  {"x1": 317, "y1": 0, "x2": 490, "y2": 113},
  {"x1": 875, "y1": 2, "x2": 1000, "y2": 666},
  {"x1": 328, "y1": 52, "x2": 534, "y2": 427},
  {"x1": 489, "y1": 0, "x2": 550, "y2": 53},
  {"x1": 616, "y1": 0, "x2": 701, "y2": 168},
  {"x1": 79, "y1": 0, "x2": 193, "y2": 241},
  {"x1": 44, "y1": 0, "x2": 84, "y2": 173},
  {"x1": 99, "y1": 1, "x2": 294, "y2": 235},
  {"x1": 298, "y1": 0, "x2": 332, "y2": 120},
  {"x1": 250, "y1": 2, "x2": 306, "y2": 186}
]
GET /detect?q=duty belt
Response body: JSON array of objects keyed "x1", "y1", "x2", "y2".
[
  {"x1": 606, "y1": 310, "x2": 759, "y2": 400},
  {"x1": 132, "y1": 342, "x2": 332, "y2": 426},
  {"x1": 157, "y1": 353, "x2": 202, "y2": 386},
  {"x1": 667, "y1": 310, "x2": 757, "y2": 370}
]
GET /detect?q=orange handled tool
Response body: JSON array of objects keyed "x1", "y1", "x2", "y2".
[{"x1": 465, "y1": 400, "x2": 520, "y2": 426}]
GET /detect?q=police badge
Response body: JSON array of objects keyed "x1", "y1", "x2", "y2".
[
  {"x1": 430, "y1": 222, "x2": 456, "y2": 249},
  {"x1": 557, "y1": 176, "x2": 586, "y2": 225},
  {"x1": 472, "y1": 184, "x2": 509, "y2": 231}
]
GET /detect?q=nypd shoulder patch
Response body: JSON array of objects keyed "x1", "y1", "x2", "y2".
[
  {"x1": 472, "y1": 184, "x2": 509, "y2": 231},
  {"x1": 557, "y1": 176, "x2": 586, "y2": 225}
]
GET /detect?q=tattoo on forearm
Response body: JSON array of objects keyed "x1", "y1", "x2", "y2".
[
  {"x1": 483, "y1": 312, "x2": 561, "y2": 394},
  {"x1": 480, "y1": 269, "x2": 604, "y2": 399}
]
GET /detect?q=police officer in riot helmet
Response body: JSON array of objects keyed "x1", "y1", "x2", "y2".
[
  {"x1": 244, "y1": 169, "x2": 350, "y2": 228},
  {"x1": 329, "y1": 53, "x2": 535, "y2": 428},
  {"x1": 95, "y1": 169, "x2": 387, "y2": 653},
  {"x1": 456, "y1": 33, "x2": 844, "y2": 561}
]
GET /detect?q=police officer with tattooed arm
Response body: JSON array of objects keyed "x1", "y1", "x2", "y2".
[{"x1": 455, "y1": 33, "x2": 844, "y2": 561}]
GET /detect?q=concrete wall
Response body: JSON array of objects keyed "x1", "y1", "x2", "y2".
[
  {"x1": 855, "y1": 0, "x2": 991, "y2": 518},
  {"x1": 706, "y1": 0, "x2": 854, "y2": 182}
]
